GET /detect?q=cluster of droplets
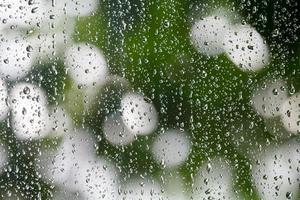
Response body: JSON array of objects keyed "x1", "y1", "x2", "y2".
[
  {"x1": 0, "y1": 0, "x2": 100, "y2": 140},
  {"x1": 225, "y1": 80, "x2": 300, "y2": 199},
  {"x1": 190, "y1": 8, "x2": 300, "y2": 200},
  {"x1": 0, "y1": 1, "x2": 123, "y2": 199},
  {"x1": 0, "y1": 0, "x2": 98, "y2": 79},
  {"x1": 64, "y1": 43, "x2": 108, "y2": 91},
  {"x1": 0, "y1": 2, "x2": 297, "y2": 199},
  {"x1": 0, "y1": 1, "x2": 196, "y2": 198},
  {"x1": 191, "y1": 11, "x2": 270, "y2": 72},
  {"x1": 0, "y1": 4, "x2": 108, "y2": 171},
  {"x1": 192, "y1": 157, "x2": 239, "y2": 200}
]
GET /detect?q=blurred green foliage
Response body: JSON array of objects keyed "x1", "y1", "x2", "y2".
[{"x1": 0, "y1": 0, "x2": 299, "y2": 199}]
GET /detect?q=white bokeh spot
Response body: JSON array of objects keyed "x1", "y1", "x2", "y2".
[{"x1": 120, "y1": 93, "x2": 158, "y2": 135}]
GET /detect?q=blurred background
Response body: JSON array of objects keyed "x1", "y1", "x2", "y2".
[{"x1": 0, "y1": 0, "x2": 299, "y2": 199}]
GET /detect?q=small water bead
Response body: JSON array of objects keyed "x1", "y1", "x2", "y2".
[
  {"x1": 3, "y1": 59, "x2": 9, "y2": 64},
  {"x1": 286, "y1": 191, "x2": 292, "y2": 199},
  {"x1": 23, "y1": 86, "x2": 30, "y2": 95},
  {"x1": 31, "y1": 7, "x2": 39, "y2": 14},
  {"x1": 164, "y1": 20, "x2": 170, "y2": 28},
  {"x1": 289, "y1": 84, "x2": 296, "y2": 95},
  {"x1": 272, "y1": 88, "x2": 279, "y2": 95},
  {"x1": 26, "y1": 45, "x2": 33, "y2": 52},
  {"x1": 21, "y1": 107, "x2": 26, "y2": 115}
]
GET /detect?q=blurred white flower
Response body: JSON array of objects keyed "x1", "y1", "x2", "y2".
[
  {"x1": 120, "y1": 93, "x2": 158, "y2": 135},
  {"x1": 191, "y1": 15, "x2": 230, "y2": 56},
  {"x1": 0, "y1": 33, "x2": 33, "y2": 80},
  {"x1": 252, "y1": 80, "x2": 288, "y2": 118},
  {"x1": 103, "y1": 113, "x2": 136, "y2": 146},
  {"x1": 252, "y1": 141, "x2": 300, "y2": 200},
  {"x1": 0, "y1": 79, "x2": 9, "y2": 121},
  {"x1": 64, "y1": 43, "x2": 108, "y2": 89},
  {"x1": 223, "y1": 25, "x2": 270, "y2": 71},
  {"x1": 9, "y1": 83, "x2": 50, "y2": 140},
  {"x1": 151, "y1": 129, "x2": 190, "y2": 168},
  {"x1": 192, "y1": 158, "x2": 238, "y2": 200},
  {"x1": 281, "y1": 93, "x2": 300, "y2": 134}
]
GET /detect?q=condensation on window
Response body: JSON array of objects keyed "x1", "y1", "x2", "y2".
[{"x1": 0, "y1": 0, "x2": 299, "y2": 199}]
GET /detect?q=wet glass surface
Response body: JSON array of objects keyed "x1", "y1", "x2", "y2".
[{"x1": 0, "y1": 0, "x2": 299, "y2": 199}]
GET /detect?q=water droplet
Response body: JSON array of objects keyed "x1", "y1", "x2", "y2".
[
  {"x1": 286, "y1": 191, "x2": 292, "y2": 199},
  {"x1": 23, "y1": 86, "x2": 30, "y2": 95}
]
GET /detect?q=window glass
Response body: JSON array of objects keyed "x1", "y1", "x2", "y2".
[{"x1": 0, "y1": 0, "x2": 299, "y2": 199}]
